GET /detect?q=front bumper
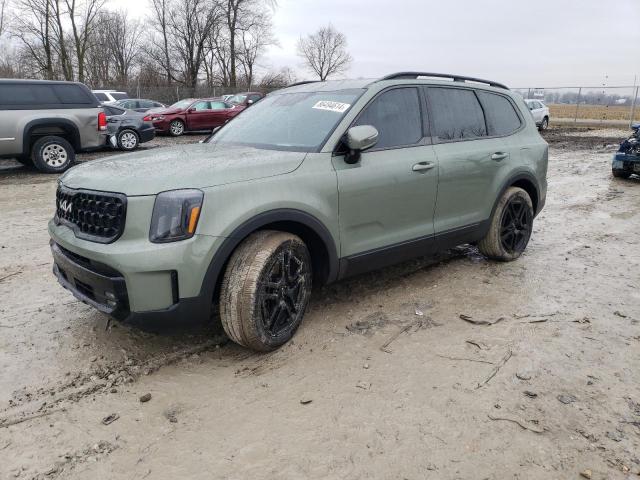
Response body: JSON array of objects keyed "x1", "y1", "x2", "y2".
[
  {"x1": 612, "y1": 152, "x2": 640, "y2": 173},
  {"x1": 49, "y1": 214, "x2": 225, "y2": 321}
]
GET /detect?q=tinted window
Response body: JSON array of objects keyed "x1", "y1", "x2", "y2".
[
  {"x1": 477, "y1": 91, "x2": 522, "y2": 136},
  {"x1": 427, "y1": 88, "x2": 486, "y2": 141},
  {"x1": 94, "y1": 92, "x2": 109, "y2": 101},
  {"x1": 354, "y1": 87, "x2": 422, "y2": 149},
  {"x1": 139, "y1": 100, "x2": 152, "y2": 108},
  {"x1": 111, "y1": 92, "x2": 129, "y2": 100},
  {"x1": 52, "y1": 85, "x2": 92, "y2": 104}
]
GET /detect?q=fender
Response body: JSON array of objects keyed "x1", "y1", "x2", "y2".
[
  {"x1": 198, "y1": 208, "x2": 340, "y2": 308},
  {"x1": 23, "y1": 118, "x2": 81, "y2": 153},
  {"x1": 493, "y1": 170, "x2": 541, "y2": 214}
]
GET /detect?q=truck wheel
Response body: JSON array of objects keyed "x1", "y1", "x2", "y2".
[
  {"x1": 117, "y1": 129, "x2": 139, "y2": 151},
  {"x1": 220, "y1": 230, "x2": 313, "y2": 351},
  {"x1": 169, "y1": 120, "x2": 185, "y2": 136},
  {"x1": 31, "y1": 136, "x2": 75, "y2": 173},
  {"x1": 478, "y1": 187, "x2": 534, "y2": 261},
  {"x1": 612, "y1": 169, "x2": 631, "y2": 179}
]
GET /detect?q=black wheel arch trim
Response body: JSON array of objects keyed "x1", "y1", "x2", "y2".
[
  {"x1": 198, "y1": 208, "x2": 339, "y2": 316},
  {"x1": 23, "y1": 118, "x2": 82, "y2": 153},
  {"x1": 493, "y1": 171, "x2": 542, "y2": 218}
]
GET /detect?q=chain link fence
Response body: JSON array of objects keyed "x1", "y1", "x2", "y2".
[{"x1": 513, "y1": 85, "x2": 639, "y2": 127}]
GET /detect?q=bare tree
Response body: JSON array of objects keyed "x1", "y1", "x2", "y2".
[
  {"x1": 297, "y1": 24, "x2": 351, "y2": 81},
  {"x1": 106, "y1": 10, "x2": 142, "y2": 84},
  {"x1": 148, "y1": 0, "x2": 173, "y2": 84},
  {"x1": 0, "y1": 0, "x2": 9, "y2": 37},
  {"x1": 13, "y1": 0, "x2": 56, "y2": 79},
  {"x1": 236, "y1": 10, "x2": 275, "y2": 87},
  {"x1": 64, "y1": 0, "x2": 105, "y2": 82}
]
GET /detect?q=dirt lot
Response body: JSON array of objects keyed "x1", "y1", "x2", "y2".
[
  {"x1": 549, "y1": 104, "x2": 638, "y2": 123},
  {"x1": 1, "y1": 128, "x2": 639, "y2": 480}
]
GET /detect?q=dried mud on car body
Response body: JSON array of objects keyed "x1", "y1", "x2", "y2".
[{"x1": 0, "y1": 131, "x2": 639, "y2": 479}]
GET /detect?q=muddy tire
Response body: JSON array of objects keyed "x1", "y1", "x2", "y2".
[
  {"x1": 220, "y1": 230, "x2": 313, "y2": 351},
  {"x1": 31, "y1": 136, "x2": 75, "y2": 173},
  {"x1": 169, "y1": 119, "x2": 185, "y2": 137},
  {"x1": 478, "y1": 187, "x2": 534, "y2": 261},
  {"x1": 612, "y1": 169, "x2": 631, "y2": 179}
]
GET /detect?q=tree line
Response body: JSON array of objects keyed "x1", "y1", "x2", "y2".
[{"x1": 0, "y1": 0, "x2": 353, "y2": 93}]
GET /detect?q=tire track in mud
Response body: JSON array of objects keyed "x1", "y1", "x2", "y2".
[{"x1": 0, "y1": 336, "x2": 228, "y2": 428}]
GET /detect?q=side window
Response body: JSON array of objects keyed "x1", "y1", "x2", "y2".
[
  {"x1": 53, "y1": 85, "x2": 93, "y2": 104},
  {"x1": 210, "y1": 101, "x2": 228, "y2": 110},
  {"x1": 192, "y1": 101, "x2": 210, "y2": 111},
  {"x1": 0, "y1": 84, "x2": 58, "y2": 105},
  {"x1": 139, "y1": 100, "x2": 152, "y2": 108},
  {"x1": 476, "y1": 91, "x2": 522, "y2": 136},
  {"x1": 354, "y1": 87, "x2": 422, "y2": 149},
  {"x1": 427, "y1": 88, "x2": 487, "y2": 141},
  {"x1": 94, "y1": 92, "x2": 108, "y2": 102},
  {"x1": 249, "y1": 94, "x2": 262, "y2": 102}
]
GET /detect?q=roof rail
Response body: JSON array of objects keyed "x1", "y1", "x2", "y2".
[
  {"x1": 378, "y1": 72, "x2": 509, "y2": 90},
  {"x1": 286, "y1": 80, "x2": 321, "y2": 88}
]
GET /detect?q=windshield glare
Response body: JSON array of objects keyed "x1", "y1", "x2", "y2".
[
  {"x1": 228, "y1": 94, "x2": 247, "y2": 104},
  {"x1": 210, "y1": 89, "x2": 363, "y2": 152},
  {"x1": 170, "y1": 99, "x2": 193, "y2": 110}
]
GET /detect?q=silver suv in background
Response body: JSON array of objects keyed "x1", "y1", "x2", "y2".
[
  {"x1": 0, "y1": 80, "x2": 107, "y2": 173},
  {"x1": 524, "y1": 99, "x2": 550, "y2": 130}
]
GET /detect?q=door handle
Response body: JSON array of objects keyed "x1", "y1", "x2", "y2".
[
  {"x1": 412, "y1": 162, "x2": 435, "y2": 172},
  {"x1": 491, "y1": 152, "x2": 509, "y2": 161}
]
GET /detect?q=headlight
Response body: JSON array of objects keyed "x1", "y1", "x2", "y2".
[{"x1": 149, "y1": 189, "x2": 203, "y2": 243}]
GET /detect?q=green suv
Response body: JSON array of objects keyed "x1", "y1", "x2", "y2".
[{"x1": 49, "y1": 72, "x2": 548, "y2": 351}]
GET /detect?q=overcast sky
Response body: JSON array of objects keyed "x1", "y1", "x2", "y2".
[{"x1": 114, "y1": 0, "x2": 639, "y2": 88}]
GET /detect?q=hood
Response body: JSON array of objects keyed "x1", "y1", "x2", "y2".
[{"x1": 60, "y1": 144, "x2": 306, "y2": 196}]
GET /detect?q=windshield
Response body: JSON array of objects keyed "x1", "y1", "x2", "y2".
[
  {"x1": 210, "y1": 89, "x2": 363, "y2": 152},
  {"x1": 170, "y1": 99, "x2": 193, "y2": 110}
]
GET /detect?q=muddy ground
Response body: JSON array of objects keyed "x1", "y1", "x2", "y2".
[{"x1": 0, "y1": 127, "x2": 639, "y2": 480}]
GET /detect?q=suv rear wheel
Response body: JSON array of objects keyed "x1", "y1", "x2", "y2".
[
  {"x1": 539, "y1": 117, "x2": 549, "y2": 131},
  {"x1": 31, "y1": 136, "x2": 75, "y2": 173},
  {"x1": 478, "y1": 187, "x2": 533, "y2": 261},
  {"x1": 220, "y1": 230, "x2": 312, "y2": 351}
]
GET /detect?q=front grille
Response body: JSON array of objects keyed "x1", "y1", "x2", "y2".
[{"x1": 55, "y1": 185, "x2": 127, "y2": 243}]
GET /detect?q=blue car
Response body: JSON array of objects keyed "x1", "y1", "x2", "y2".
[{"x1": 613, "y1": 122, "x2": 640, "y2": 178}]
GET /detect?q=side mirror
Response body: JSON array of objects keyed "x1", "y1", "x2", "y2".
[
  {"x1": 344, "y1": 125, "x2": 378, "y2": 164},
  {"x1": 187, "y1": 108, "x2": 196, "y2": 113},
  {"x1": 247, "y1": 99, "x2": 254, "y2": 105}
]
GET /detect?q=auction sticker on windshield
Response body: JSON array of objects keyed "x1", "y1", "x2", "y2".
[{"x1": 312, "y1": 101, "x2": 351, "y2": 113}]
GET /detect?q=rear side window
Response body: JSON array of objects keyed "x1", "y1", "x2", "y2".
[
  {"x1": 477, "y1": 91, "x2": 522, "y2": 136},
  {"x1": 111, "y1": 92, "x2": 129, "y2": 100},
  {"x1": 94, "y1": 92, "x2": 109, "y2": 101},
  {"x1": 0, "y1": 83, "x2": 95, "y2": 108},
  {"x1": 52, "y1": 84, "x2": 94, "y2": 104},
  {"x1": 354, "y1": 87, "x2": 422, "y2": 149},
  {"x1": 210, "y1": 101, "x2": 228, "y2": 110},
  {"x1": 427, "y1": 88, "x2": 486, "y2": 141}
]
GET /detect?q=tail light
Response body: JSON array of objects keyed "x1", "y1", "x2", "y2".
[
  {"x1": 143, "y1": 115, "x2": 151, "y2": 121},
  {"x1": 98, "y1": 112, "x2": 107, "y2": 131}
]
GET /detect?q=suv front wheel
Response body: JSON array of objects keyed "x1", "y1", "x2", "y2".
[
  {"x1": 31, "y1": 136, "x2": 75, "y2": 173},
  {"x1": 220, "y1": 230, "x2": 312, "y2": 351},
  {"x1": 478, "y1": 187, "x2": 534, "y2": 261}
]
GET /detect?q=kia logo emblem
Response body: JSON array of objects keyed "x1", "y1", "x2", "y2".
[{"x1": 60, "y1": 200, "x2": 73, "y2": 214}]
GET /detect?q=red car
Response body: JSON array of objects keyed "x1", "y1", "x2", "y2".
[
  {"x1": 226, "y1": 92, "x2": 264, "y2": 109},
  {"x1": 144, "y1": 98, "x2": 241, "y2": 136}
]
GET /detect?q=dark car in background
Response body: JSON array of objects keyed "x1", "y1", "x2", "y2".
[
  {"x1": 115, "y1": 98, "x2": 166, "y2": 113},
  {"x1": 144, "y1": 98, "x2": 241, "y2": 136},
  {"x1": 103, "y1": 105, "x2": 155, "y2": 151},
  {"x1": 227, "y1": 92, "x2": 264, "y2": 110}
]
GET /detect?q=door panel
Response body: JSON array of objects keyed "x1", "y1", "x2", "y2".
[
  {"x1": 432, "y1": 137, "x2": 508, "y2": 232},
  {"x1": 333, "y1": 146, "x2": 438, "y2": 257}
]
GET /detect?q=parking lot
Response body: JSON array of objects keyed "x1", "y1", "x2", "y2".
[{"x1": 1, "y1": 127, "x2": 639, "y2": 479}]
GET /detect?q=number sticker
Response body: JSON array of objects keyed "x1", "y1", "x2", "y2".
[{"x1": 312, "y1": 101, "x2": 351, "y2": 113}]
